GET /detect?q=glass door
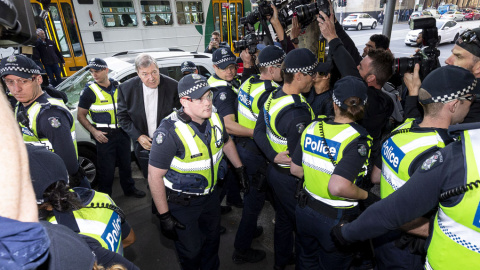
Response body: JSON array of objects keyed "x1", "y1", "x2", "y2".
[{"x1": 211, "y1": 0, "x2": 243, "y2": 52}]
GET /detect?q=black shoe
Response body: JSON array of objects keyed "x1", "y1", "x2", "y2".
[
  {"x1": 125, "y1": 188, "x2": 146, "y2": 198},
  {"x1": 227, "y1": 200, "x2": 244, "y2": 208},
  {"x1": 232, "y1": 248, "x2": 266, "y2": 264},
  {"x1": 253, "y1": 226, "x2": 263, "y2": 239},
  {"x1": 220, "y1": 226, "x2": 226, "y2": 235},
  {"x1": 221, "y1": 205, "x2": 232, "y2": 215}
]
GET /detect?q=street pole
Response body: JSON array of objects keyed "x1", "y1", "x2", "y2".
[{"x1": 383, "y1": 0, "x2": 397, "y2": 39}]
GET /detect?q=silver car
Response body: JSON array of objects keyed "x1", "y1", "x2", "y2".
[
  {"x1": 56, "y1": 49, "x2": 214, "y2": 184},
  {"x1": 342, "y1": 13, "x2": 378, "y2": 31}
]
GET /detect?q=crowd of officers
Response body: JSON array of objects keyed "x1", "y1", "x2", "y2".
[{"x1": 1, "y1": 3, "x2": 480, "y2": 269}]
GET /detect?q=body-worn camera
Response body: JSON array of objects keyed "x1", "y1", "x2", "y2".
[
  {"x1": 295, "y1": 0, "x2": 330, "y2": 27},
  {"x1": 233, "y1": 33, "x2": 259, "y2": 54},
  {"x1": 393, "y1": 17, "x2": 440, "y2": 80}
]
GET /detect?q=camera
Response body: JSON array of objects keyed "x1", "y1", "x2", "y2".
[
  {"x1": 240, "y1": 0, "x2": 274, "y2": 26},
  {"x1": 295, "y1": 0, "x2": 330, "y2": 27},
  {"x1": 393, "y1": 17, "x2": 440, "y2": 80},
  {"x1": 233, "y1": 33, "x2": 259, "y2": 54},
  {"x1": 0, "y1": 0, "x2": 39, "y2": 47}
]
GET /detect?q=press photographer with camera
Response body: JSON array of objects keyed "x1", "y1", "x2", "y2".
[{"x1": 204, "y1": 31, "x2": 221, "y2": 54}]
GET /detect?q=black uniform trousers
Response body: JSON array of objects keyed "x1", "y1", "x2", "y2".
[
  {"x1": 234, "y1": 138, "x2": 266, "y2": 251},
  {"x1": 169, "y1": 188, "x2": 221, "y2": 270},
  {"x1": 95, "y1": 128, "x2": 135, "y2": 196},
  {"x1": 268, "y1": 164, "x2": 300, "y2": 268}
]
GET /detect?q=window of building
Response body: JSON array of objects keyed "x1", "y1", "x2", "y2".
[
  {"x1": 100, "y1": 0, "x2": 137, "y2": 27},
  {"x1": 141, "y1": 1, "x2": 173, "y2": 25},
  {"x1": 176, "y1": 1, "x2": 204, "y2": 25}
]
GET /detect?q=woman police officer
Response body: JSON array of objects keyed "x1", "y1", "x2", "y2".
[{"x1": 290, "y1": 76, "x2": 379, "y2": 269}]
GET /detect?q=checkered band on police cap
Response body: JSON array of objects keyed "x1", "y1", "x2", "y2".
[
  {"x1": 332, "y1": 76, "x2": 368, "y2": 110},
  {"x1": 283, "y1": 48, "x2": 320, "y2": 74},
  {"x1": 0, "y1": 55, "x2": 41, "y2": 78},
  {"x1": 420, "y1": 65, "x2": 477, "y2": 104},
  {"x1": 86, "y1": 58, "x2": 108, "y2": 70},
  {"x1": 181, "y1": 61, "x2": 197, "y2": 73},
  {"x1": 258, "y1": 45, "x2": 286, "y2": 67},
  {"x1": 178, "y1": 74, "x2": 216, "y2": 99},
  {"x1": 212, "y1": 48, "x2": 237, "y2": 69}
]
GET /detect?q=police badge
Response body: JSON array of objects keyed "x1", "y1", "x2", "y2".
[
  {"x1": 156, "y1": 132, "x2": 165, "y2": 144},
  {"x1": 6, "y1": 55, "x2": 16, "y2": 62},
  {"x1": 48, "y1": 117, "x2": 61, "y2": 128},
  {"x1": 357, "y1": 144, "x2": 367, "y2": 157},
  {"x1": 219, "y1": 92, "x2": 227, "y2": 101}
]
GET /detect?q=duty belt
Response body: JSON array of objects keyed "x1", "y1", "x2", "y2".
[
  {"x1": 165, "y1": 187, "x2": 203, "y2": 206},
  {"x1": 298, "y1": 189, "x2": 354, "y2": 219},
  {"x1": 272, "y1": 162, "x2": 291, "y2": 175}
]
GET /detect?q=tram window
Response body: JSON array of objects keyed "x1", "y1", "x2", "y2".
[
  {"x1": 48, "y1": 4, "x2": 71, "y2": 57},
  {"x1": 176, "y1": 1, "x2": 204, "y2": 25},
  {"x1": 141, "y1": 1, "x2": 173, "y2": 25},
  {"x1": 100, "y1": 0, "x2": 137, "y2": 27},
  {"x1": 61, "y1": 3, "x2": 83, "y2": 57}
]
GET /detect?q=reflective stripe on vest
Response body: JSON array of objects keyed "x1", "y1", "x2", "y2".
[
  {"x1": 163, "y1": 112, "x2": 225, "y2": 195},
  {"x1": 301, "y1": 120, "x2": 370, "y2": 208},
  {"x1": 16, "y1": 98, "x2": 77, "y2": 156},
  {"x1": 88, "y1": 83, "x2": 119, "y2": 127},
  {"x1": 381, "y1": 120, "x2": 445, "y2": 198},
  {"x1": 208, "y1": 76, "x2": 239, "y2": 94},
  {"x1": 426, "y1": 128, "x2": 480, "y2": 270},
  {"x1": 48, "y1": 191, "x2": 123, "y2": 253}
]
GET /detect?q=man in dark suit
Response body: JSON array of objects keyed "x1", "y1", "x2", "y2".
[{"x1": 117, "y1": 53, "x2": 181, "y2": 179}]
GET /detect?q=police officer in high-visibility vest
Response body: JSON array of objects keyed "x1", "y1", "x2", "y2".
[
  {"x1": 28, "y1": 145, "x2": 139, "y2": 269},
  {"x1": 331, "y1": 68, "x2": 480, "y2": 270},
  {"x1": 148, "y1": 74, "x2": 248, "y2": 270},
  {"x1": 0, "y1": 54, "x2": 89, "y2": 188},
  {"x1": 209, "y1": 48, "x2": 245, "y2": 208},
  {"x1": 253, "y1": 48, "x2": 319, "y2": 269},
  {"x1": 77, "y1": 58, "x2": 146, "y2": 198},
  {"x1": 232, "y1": 45, "x2": 284, "y2": 264},
  {"x1": 290, "y1": 76, "x2": 376, "y2": 269},
  {"x1": 368, "y1": 66, "x2": 476, "y2": 270}
]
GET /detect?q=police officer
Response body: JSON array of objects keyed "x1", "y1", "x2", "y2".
[
  {"x1": 331, "y1": 89, "x2": 479, "y2": 270},
  {"x1": 148, "y1": 74, "x2": 248, "y2": 270},
  {"x1": 28, "y1": 145, "x2": 139, "y2": 269},
  {"x1": 290, "y1": 76, "x2": 374, "y2": 269},
  {"x1": 180, "y1": 61, "x2": 199, "y2": 77},
  {"x1": 367, "y1": 66, "x2": 477, "y2": 269},
  {"x1": 209, "y1": 48, "x2": 245, "y2": 208},
  {"x1": 0, "y1": 54, "x2": 89, "y2": 188},
  {"x1": 77, "y1": 58, "x2": 146, "y2": 198},
  {"x1": 253, "y1": 48, "x2": 320, "y2": 269},
  {"x1": 232, "y1": 45, "x2": 285, "y2": 264}
]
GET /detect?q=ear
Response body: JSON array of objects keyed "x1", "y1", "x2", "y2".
[
  {"x1": 472, "y1": 61, "x2": 480, "y2": 78},
  {"x1": 180, "y1": 98, "x2": 189, "y2": 108},
  {"x1": 447, "y1": 100, "x2": 459, "y2": 113},
  {"x1": 365, "y1": 74, "x2": 376, "y2": 84},
  {"x1": 35, "y1": 75, "x2": 43, "y2": 85},
  {"x1": 294, "y1": 72, "x2": 303, "y2": 81}
]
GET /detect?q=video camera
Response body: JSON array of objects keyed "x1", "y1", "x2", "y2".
[
  {"x1": 393, "y1": 17, "x2": 440, "y2": 80},
  {"x1": 295, "y1": 0, "x2": 330, "y2": 27}
]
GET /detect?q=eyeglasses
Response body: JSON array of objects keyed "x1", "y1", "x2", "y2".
[
  {"x1": 221, "y1": 64, "x2": 238, "y2": 72},
  {"x1": 2, "y1": 76, "x2": 36, "y2": 86},
  {"x1": 459, "y1": 29, "x2": 480, "y2": 47},
  {"x1": 184, "y1": 92, "x2": 214, "y2": 104},
  {"x1": 457, "y1": 94, "x2": 477, "y2": 102},
  {"x1": 139, "y1": 70, "x2": 159, "y2": 78}
]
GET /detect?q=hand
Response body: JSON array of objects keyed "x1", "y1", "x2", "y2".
[
  {"x1": 317, "y1": 6, "x2": 337, "y2": 42},
  {"x1": 403, "y1": 63, "x2": 421, "y2": 96},
  {"x1": 269, "y1": 4, "x2": 280, "y2": 26},
  {"x1": 234, "y1": 166, "x2": 250, "y2": 194},
  {"x1": 330, "y1": 220, "x2": 351, "y2": 248},
  {"x1": 274, "y1": 151, "x2": 291, "y2": 165},
  {"x1": 291, "y1": 16, "x2": 301, "y2": 39},
  {"x1": 240, "y1": 49, "x2": 253, "y2": 68},
  {"x1": 138, "y1": 134, "x2": 152, "y2": 150},
  {"x1": 358, "y1": 191, "x2": 381, "y2": 212},
  {"x1": 158, "y1": 211, "x2": 186, "y2": 241},
  {"x1": 92, "y1": 129, "x2": 108, "y2": 144}
]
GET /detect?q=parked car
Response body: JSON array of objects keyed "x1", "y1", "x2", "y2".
[
  {"x1": 342, "y1": 13, "x2": 377, "y2": 31},
  {"x1": 440, "y1": 11, "x2": 465, "y2": 21},
  {"x1": 405, "y1": 19, "x2": 462, "y2": 46},
  {"x1": 56, "y1": 49, "x2": 214, "y2": 185},
  {"x1": 408, "y1": 10, "x2": 434, "y2": 24},
  {"x1": 464, "y1": 10, "x2": 480, "y2": 20}
]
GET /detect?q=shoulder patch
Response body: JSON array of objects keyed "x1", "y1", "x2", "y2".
[
  {"x1": 48, "y1": 117, "x2": 61, "y2": 128},
  {"x1": 357, "y1": 144, "x2": 368, "y2": 157},
  {"x1": 219, "y1": 92, "x2": 227, "y2": 101},
  {"x1": 420, "y1": 151, "x2": 443, "y2": 171},
  {"x1": 156, "y1": 132, "x2": 165, "y2": 145},
  {"x1": 296, "y1": 122, "x2": 306, "y2": 134}
]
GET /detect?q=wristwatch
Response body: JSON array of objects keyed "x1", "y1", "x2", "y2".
[{"x1": 291, "y1": 37, "x2": 299, "y2": 45}]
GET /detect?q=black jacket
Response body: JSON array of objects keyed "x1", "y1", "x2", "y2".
[
  {"x1": 33, "y1": 38, "x2": 64, "y2": 66},
  {"x1": 117, "y1": 75, "x2": 180, "y2": 142}
]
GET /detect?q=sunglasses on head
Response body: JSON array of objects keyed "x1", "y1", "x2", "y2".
[{"x1": 459, "y1": 29, "x2": 480, "y2": 47}]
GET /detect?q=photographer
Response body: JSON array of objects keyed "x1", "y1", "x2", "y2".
[{"x1": 204, "y1": 31, "x2": 221, "y2": 54}]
